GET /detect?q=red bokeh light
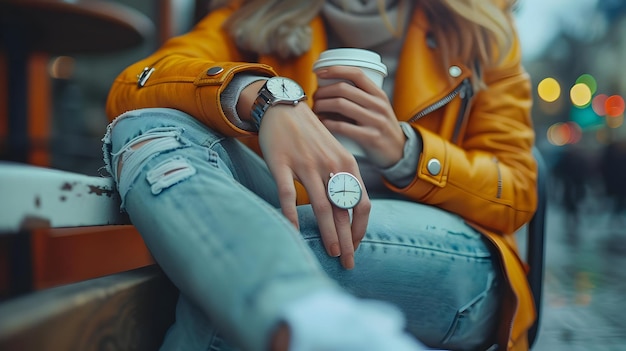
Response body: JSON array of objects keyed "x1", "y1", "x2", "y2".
[{"x1": 605, "y1": 95, "x2": 625, "y2": 117}]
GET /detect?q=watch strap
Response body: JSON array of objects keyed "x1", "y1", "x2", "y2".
[
  {"x1": 222, "y1": 75, "x2": 268, "y2": 131},
  {"x1": 251, "y1": 87, "x2": 272, "y2": 129}
]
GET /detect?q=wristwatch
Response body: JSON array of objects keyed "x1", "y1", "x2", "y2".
[{"x1": 251, "y1": 77, "x2": 307, "y2": 129}]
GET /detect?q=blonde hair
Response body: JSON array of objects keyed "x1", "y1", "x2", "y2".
[
  {"x1": 420, "y1": 0, "x2": 518, "y2": 77},
  {"x1": 210, "y1": 0, "x2": 324, "y2": 58},
  {"x1": 210, "y1": 0, "x2": 517, "y2": 82}
]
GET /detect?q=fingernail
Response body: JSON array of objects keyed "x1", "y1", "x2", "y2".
[
  {"x1": 329, "y1": 243, "x2": 341, "y2": 257},
  {"x1": 342, "y1": 254, "x2": 355, "y2": 270},
  {"x1": 316, "y1": 69, "x2": 328, "y2": 76}
]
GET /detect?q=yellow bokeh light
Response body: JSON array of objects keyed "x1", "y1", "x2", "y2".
[
  {"x1": 538, "y1": 77, "x2": 561, "y2": 103},
  {"x1": 576, "y1": 74, "x2": 597, "y2": 95},
  {"x1": 570, "y1": 83, "x2": 592, "y2": 107},
  {"x1": 606, "y1": 114, "x2": 624, "y2": 129}
]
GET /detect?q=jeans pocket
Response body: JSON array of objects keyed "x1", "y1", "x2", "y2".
[{"x1": 441, "y1": 273, "x2": 499, "y2": 350}]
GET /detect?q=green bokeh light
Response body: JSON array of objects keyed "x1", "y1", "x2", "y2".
[{"x1": 575, "y1": 74, "x2": 597, "y2": 95}]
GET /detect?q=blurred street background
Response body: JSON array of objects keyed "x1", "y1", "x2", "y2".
[
  {"x1": 2, "y1": 0, "x2": 626, "y2": 350},
  {"x1": 515, "y1": 0, "x2": 626, "y2": 349}
]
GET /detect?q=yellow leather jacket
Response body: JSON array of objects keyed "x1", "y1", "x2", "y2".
[{"x1": 106, "y1": 5, "x2": 537, "y2": 351}]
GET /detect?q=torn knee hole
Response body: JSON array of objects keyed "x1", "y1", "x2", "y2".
[
  {"x1": 146, "y1": 156, "x2": 197, "y2": 195},
  {"x1": 117, "y1": 138, "x2": 158, "y2": 178}
]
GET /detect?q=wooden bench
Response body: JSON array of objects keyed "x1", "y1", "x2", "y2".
[
  {"x1": 0, "y1": 265, "x2": 177, "y2": 350},
  {"x1": 0, "y1": 147, "x2": 548, "y2": 349},
  {"x1": 0, "y1": 162, "x2": 178, "y2": 350}
]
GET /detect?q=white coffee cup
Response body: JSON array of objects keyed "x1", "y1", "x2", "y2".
[
  {"x1": 313, "y1": 48, "x2": 388, "y2": 157},
  {"x1": 313, "y1": 48, "x2": 388, "y2": 87}
]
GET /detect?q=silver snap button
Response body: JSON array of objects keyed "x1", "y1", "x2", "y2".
[
  {"x1": 206, "y1": 66, "x2": 224, "y2": 76},
  {"x1": 427, "y1": 158, "x2": 441, "y2": 176},
  {"x1": 448, "y1": 65, "x2": 462, "y2": 78}
]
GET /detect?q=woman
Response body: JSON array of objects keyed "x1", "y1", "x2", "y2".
[{"x1": 104, "y1": 0, "x2": 537, "y2": 350}]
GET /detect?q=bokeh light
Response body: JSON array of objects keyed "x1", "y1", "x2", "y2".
[
  {"x1": 606, "y1": 114, "x2": 624, "y2": 129},
  {"x1": 605, "y1": 95, "x2": 625, "y2": 117},
  {"x1": 537, "y1": 77, "x2": 561, "y2": 102},
  {"x1": 49, "y1": 56, "x2": 75, "y2": 80},
  {"x1": 570, "y1": 83, "x2": 592, "y2": 107},
  {"x1": 539, "y1": 75, "x2": 626, "y2": 135},
  {"x1": 596, "y1": 128, "x2": 609, "y2": 144},
  {"x1": 571, "y1": 104, "x2": 603, "y2": 130},
  {"x1": 592, "y1": 94, "x2": 608, "y2": 116},
  {"x1": 575, "y1": 74, "x2": 597, "y2": 95},
  {"x1": 547, "y1": 121, "x2": 582, "y2": 146}
]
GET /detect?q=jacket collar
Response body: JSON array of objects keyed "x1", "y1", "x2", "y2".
[
  {"x1": 258, "y1": 6, "x2": 472, "y2": 120},
  {"x1": 392, "y1": 7, "x2": 472, "y2": 121}
]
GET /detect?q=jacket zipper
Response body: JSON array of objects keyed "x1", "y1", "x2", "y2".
[
  {"x1": 451, "y1": 79, "x2": 474, "y2": 143},
  {"x1": 136, "y1": 55, "x2": 172, "y2": 87},
  {"x1": 407, "y1": 78, "x2": 472, "y2": 124},
  {"x1": 137, "y1": 67, "x2": 156, "y2": 87},
  {"x1": 494, "y1": 157, "x2": 503, "y2": 199}
]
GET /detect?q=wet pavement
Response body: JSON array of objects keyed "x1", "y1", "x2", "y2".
[{"x1": 530, "y1": 192, "x2": 626, "y2": 350}]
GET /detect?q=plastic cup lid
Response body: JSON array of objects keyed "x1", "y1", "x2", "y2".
[{"x1": 313, "y1": 48, "x2": 388, "y2": 76}]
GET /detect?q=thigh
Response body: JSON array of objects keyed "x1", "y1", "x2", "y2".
[{"x1": 298, "y1": 199, "x2": 503, "y2": 350}]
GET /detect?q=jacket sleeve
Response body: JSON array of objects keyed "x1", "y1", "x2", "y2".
[
  {"x1": 387, "y1": 36, "x2": 537, "y2": 236},
  {"x1": 105, "y1": 7, "x2": 276, "y2": 137}
]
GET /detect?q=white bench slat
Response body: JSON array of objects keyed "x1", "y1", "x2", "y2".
[{"x1": 0, "y1": 162, "x2": 130, "y2": 233}]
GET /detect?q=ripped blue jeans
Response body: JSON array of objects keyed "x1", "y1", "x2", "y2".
[{"x1": 102, "y1": 108, "x2": 503, "y2": 351}]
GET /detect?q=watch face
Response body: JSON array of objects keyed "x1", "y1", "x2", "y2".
[
  {"x1": 266, "y1": 77, "x2": 305, "y2": 101},
  {"x1": 327, "y1": 172, "x2": 363, "y2": 209}
]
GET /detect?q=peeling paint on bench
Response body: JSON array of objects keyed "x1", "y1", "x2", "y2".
[{"x1": 0, "y1": 162, "x2": 130, "y2": 233}]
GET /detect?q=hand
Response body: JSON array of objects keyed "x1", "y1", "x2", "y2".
[
  {"x1": 258, "y1": 103, "x2": 371, "y2": 270},
  {"x1": 313, "y1": 66, "x2": 406, "y2": 168}
]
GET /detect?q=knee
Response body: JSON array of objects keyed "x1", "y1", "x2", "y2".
[
  {"x1": 108, "y1": 127, "x2": 197, "y2": 208},
  {"x1": 112, "y1": 127, "x2": 187, "y2": 179},
  {"x1": 144, "y1": 155, "x2": 197, "y2": 195}
]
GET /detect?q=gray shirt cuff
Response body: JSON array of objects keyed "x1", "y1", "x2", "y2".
[
  {"x1": 380, "y1": 122, "x2": 421, "y2": 188},
  {"x1": 221, "y1": 73, "x2": 269, "y2": 131}
]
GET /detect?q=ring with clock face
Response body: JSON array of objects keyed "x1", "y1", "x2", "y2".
[{"x1": 327, "y1": 172, "x2": 363, "y2": 209}]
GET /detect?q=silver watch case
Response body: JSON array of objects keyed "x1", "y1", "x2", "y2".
[{"x1": 251, "y1": 77, "x2": 306, "y2": 129}]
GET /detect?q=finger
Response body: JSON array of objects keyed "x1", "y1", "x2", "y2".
[
  {"x1": 332, "y1": 205, "x2": 356, "y2": 269},
  {"x1": 350, "y1": 193, "x2": 371, "y2": 251},
  {"x1": 314, "y1": 83, "x2": 370, "y2": 109},
  {"x1": 322, "y1": 116, "x2": 371, "y2": 136},
  {"x1": 273, "y1": 167, "x2": 300, "y2": 230},
  {"x1": 316, "y1": 66, "x2": 386, "y2": 96},
  {"x1": 314, "y1": 91, "x2": 388, "y2": 122},
  {"x1": 298, "y1": 171, "x2": 341, "y2": 258}
]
